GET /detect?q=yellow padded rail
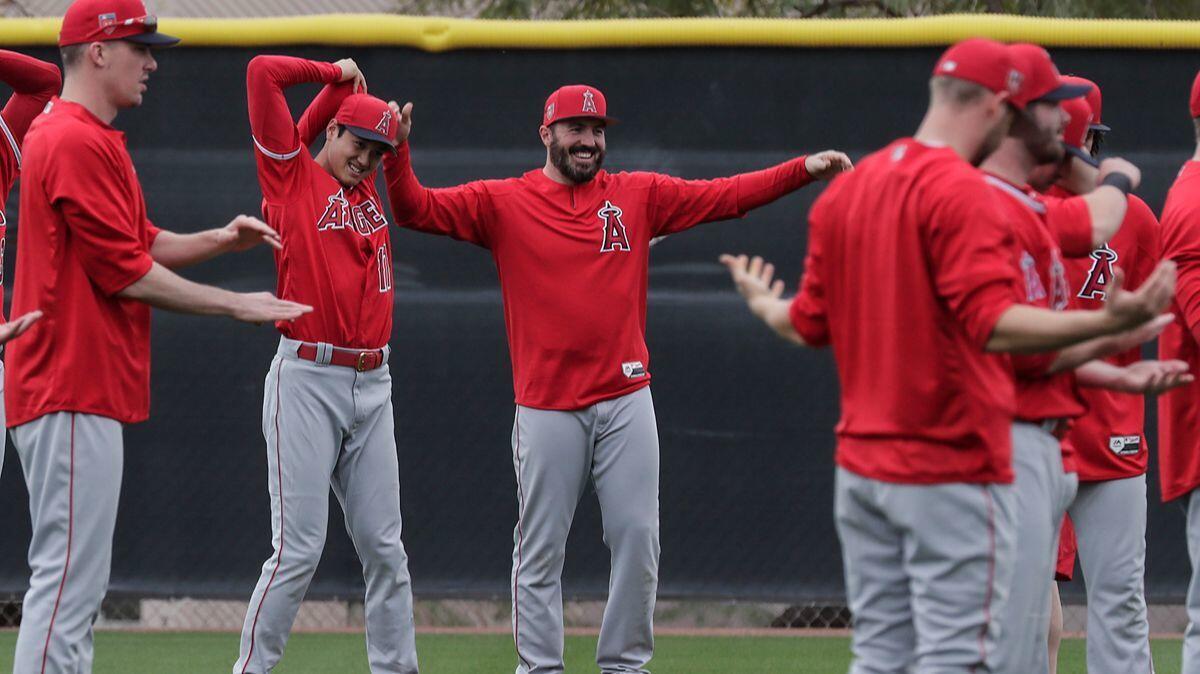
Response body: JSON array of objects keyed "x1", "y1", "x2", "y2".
[{"x1": 3, "y1": 14, "x2": 1200, "y2": 50}]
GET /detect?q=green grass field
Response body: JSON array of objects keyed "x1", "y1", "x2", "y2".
[{"x1": 0, "y1": 631, "x2": 1184, "y2": 672}]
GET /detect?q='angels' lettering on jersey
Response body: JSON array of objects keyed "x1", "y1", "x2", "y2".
[{"x1": 316, "y1": 188, "x2": 388, "y2": 237}]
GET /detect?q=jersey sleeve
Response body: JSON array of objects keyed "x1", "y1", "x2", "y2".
[
  {"x1": 44, "y1": 136, "x2": 153, "y2": 296},
  {"x1": 1045, "y1": 195, "x2": 1094, "y2": 258},
  {"x1": 382, "y1": 142, "x2": 492, "y2": 248},
  {"x1": 246, "y1": 55, "x2": 342, "y2": 204},
  {"x1": 0, "y1": 50, "x2": 60, "y2": 153},
  {"x1": 789, "y1": 196, "x2": 831, "y2": 347},
  {"x1": 297, "y1": 80, "x2": 355, "y2": 149},
  {"x1": 1162, "y1": 197, "x2": 1200, "y2": 339},
  {"x1": 926, "y1": 176, "x2": 1021, "y2": 348},
  {"x1": 648, "y1": 156, "x2": 812, "y2": 236}
]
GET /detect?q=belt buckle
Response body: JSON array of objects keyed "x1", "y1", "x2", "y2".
[{"x1": 356, "y1": 351, "x2": 370, "y2": 372}]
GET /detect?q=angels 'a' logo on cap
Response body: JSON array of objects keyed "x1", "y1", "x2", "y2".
[
  {"x1": 375, "y1": 110, "x2": 391, "y2": 135},
  {"x1": 545, "y1": 102, "x2": 556, "y2": 121},
  {"x1": 582, "y1": 90, "x2": 598, "y2": 114},
  {"x1": 1007, "y1": 69, "x2": 1024, "y2": 95}
]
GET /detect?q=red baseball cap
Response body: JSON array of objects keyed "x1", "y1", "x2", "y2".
[
  {"x1": 59, "y1": 0, "x2": 179, "y2": 48},
  {"x1": 1190, "y1": 69, "x2": 1200, "y2": 118},
  {"x1": 1063, "y1": 75, "x2": 1110, "y2": 132},
  {"x1": 542, "y1": 84, "x2": 617, "y2": 127},
  {"x1": 1061, "y1": 96, "x2": 1099, "y2": 168},
  {"x1": 1008, "y1": 43, "x2": 1090, "y2": 109},
  {"x1": 334, "y1": 93, "x2": 398, "y2": 152},
  {"x1": 931, "y1": 38, "x2": 1022, "y2": 98}
]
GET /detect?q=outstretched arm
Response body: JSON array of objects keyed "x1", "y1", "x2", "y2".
[
  {"x1": 986, "y1": 261, "x2": 1177, "y2": 353},
  {"x1": 720, "y1": 253, "x2": 806, "y2": 346},
  {"x1": 118, "y1": 263, "x2": 311, "y2": 323},
  {"x1": 150, "y1": 214, "x2": 283, "y2": 269},
  {"x1": 1075, "y1": 358, "x2": 1193, "y2": 393},
  {"x1": 651, "y1": 150, "x2": 852, "y2": 236},
  {"x1": 381, "y1": 101, "x2": 492, "y2": 247},
  {"x1": 0, "y1": 49, "x2": 60, "y2": 146}
]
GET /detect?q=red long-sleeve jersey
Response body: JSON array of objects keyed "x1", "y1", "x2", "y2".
[
  {"x1": 384, "y1": 142, "x2": 813, "y2": 410},
  {"x1": 247, "y1": 55, "x2": 395, "y2": 349},
  {"x1": 0, "y1": 50, "x2": 60, "y2": 318},
  {"x1": 788, "y1": 139, "x2": 1020, "y2": 485}
]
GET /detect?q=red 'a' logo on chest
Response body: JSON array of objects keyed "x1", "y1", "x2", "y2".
[
  {"x1": 1078, "y1": 244, "x2": 1118, "y2": 300},
  {"x1": 598, "y1": 200, "x2": 630, "y2": 253}
]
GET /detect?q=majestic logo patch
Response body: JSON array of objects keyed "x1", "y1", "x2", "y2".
[
  {"x1": 1078, "y1": 244, "x2": 1118, "y2": 300},
  {"x1": 316, "y1": 189, "x2": 388, "y2": 237},
  {"x1": 375, "y1": 111, "x2": 391, "y2": 135},
  {"x1": 582, "y1": 90, "x2": 598, "y2": 114},
  {"x1": 621, "y1": 361, "x2": 646, "y2": 378},
  {"x1": 598, "y1": 200, "x2": 631, "y2": 253},
  {"x1": 1108, "y1": 435, "x2": 1142, "y2": 456}
]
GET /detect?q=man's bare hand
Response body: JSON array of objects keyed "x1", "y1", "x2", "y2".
[
  {"x1": 1097, "y1": 157, "x2": 1142, "y2": 191},
  {"x1": 232, "y1": 293, "x2": 312, "y2": 324},
  {"x1": 720, "y1": 254, "x2": 785, "y2": 308},
  {"x1": 1110, "y1": 360, "x2": 1193, "y2": 394},
  {"x1": 804, "y1": 151, "x2": 854, "y2": 181},
  {"x1": 0, "y1": 310, "x2": 42, "y2": 345},
  {"x1": 334, "y1": 58, "x2": 367, "y2": 93},
  {"x1": 1105, "y1": 261, "x2": 1176, "y2": 329},
  {"x1": 217, "y1": 214, "x2": 282, "y2": 253},
  {"x1": 388, "y1": 100, "x2": 413, "y2": 144}
]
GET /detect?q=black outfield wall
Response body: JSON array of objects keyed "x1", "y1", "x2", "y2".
[{"x1": 0, "y1": 45, "x2": 1195, "y2": 602}]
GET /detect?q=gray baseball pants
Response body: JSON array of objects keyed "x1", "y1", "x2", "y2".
[
  {"x1": 234, "y1": 338, "x2": 418, "y2": 674},
  {"x1": 993, "y1": 422, "x2": 1077, "y2": 674},
  {"x1": 1068, "y1": 475, "x2": 1152, "y2": 674},
  {"x1": 1182, "y1": 488, "x2": 1200, "y2": 673},
  {"x1": 834, "y1": 465, "x2": 1016, "y2": 674},
  {"x1": 510, "y1": 386, "x2": 660, "y2": 674},
  {"x1": 11, "y1": 412, "x2": 123, "y2": 674}
]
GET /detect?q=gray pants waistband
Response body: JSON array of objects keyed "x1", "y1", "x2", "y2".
[{"x1": 277, "y1": 336, "x2": 391, "y2": 367}]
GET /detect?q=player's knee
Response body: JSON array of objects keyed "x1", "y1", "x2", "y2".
[{"x1": 603, "y1": 518, "x2": 659, "y2": 550}]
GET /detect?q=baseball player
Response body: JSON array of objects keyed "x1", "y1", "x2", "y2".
[
  {"x1": 0, "y1": 48, "x2": 60, "y2": 477},
  {"x1": 1158, "y1": 68, "x2": 1200, "y2": 674},
  {"x1": 384, "y1": 83, "x2": 850, "y2": 674},
  {"x1": 234, "y1": 54, "x2": 418, "y2": 674},
  {"x1": 1041, "y1": 80, "x2": 1164, "y2": 674},
  {"x1": 721, "y1": 38, "x2": 1175, "y2": 672},
  {"x1": 8, "y1": 2, "x2": 311, "y2": 672}
]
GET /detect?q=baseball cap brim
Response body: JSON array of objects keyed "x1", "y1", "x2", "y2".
[
  {"x1": 1064, "y1": 143, "x2": 1100, "y2": 168},
  {"x1": 1034, "y1": 82, "x2": 1092, "y2": 103},
  {"x1": 344, "y1": 125, "x2": 398, "y2": 153},
  {"x1": 551, "y1": 114, "x2": 619, "y2": 126},
  {"x1": 124, "y1": 31, "x2": 180, "y2": 47},
  {"x1": 1089, "y1": 122, "x2": 1112, "y2": 133}
]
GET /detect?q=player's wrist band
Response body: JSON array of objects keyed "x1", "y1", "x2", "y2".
[{"x1": 1101, "y1": 172, "x2": 1134, "y2": 196}]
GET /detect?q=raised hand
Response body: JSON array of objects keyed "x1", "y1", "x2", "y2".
[
  {"x1": 804, "y1": 150, "x2": 854, "y2": 180},
  {"x1": 1098, "y1": 157, "x2": 1142, "y2": 191},
  {"x1": 334, "y1": 58, "x2": 367, "y2": 93},
  {"x1": 217, "y1": 214, "x2": 282, "y2": 253},
  {"x1": 389, "y1": 100, "x2": 413, "y2": 144},
  {"x1": 720, "y1": 253, "x2": 785, "y2": 307}
]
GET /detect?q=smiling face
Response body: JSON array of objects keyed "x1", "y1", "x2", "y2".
[
  {"x1": 97, "y1": 39, "x2": 157, "y2": 109},
  {"x1": 323, "y1": 124, "x2": 389, "y2": 188},
  {"x1": 542, "y1": 118, "x2": 606, "y2": 184}
]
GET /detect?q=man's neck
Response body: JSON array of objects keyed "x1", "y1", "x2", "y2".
[
  {"x1": 981, "y1": 138, "x2": 1035, "y2": 187},
  {"x1": 541, "y1": 161, "x2": 574, "y2": 186},
  {"x1": 59, "y1": 77, "x2": 118, "y2": 125},
  {"x1": 913, "y1": 107, "x2": 981, "y2": 165},
  {"x1": 1193, "y1": 144, "x2": 1200, "y2": 162}
]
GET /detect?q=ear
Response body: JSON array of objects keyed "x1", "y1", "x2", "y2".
[
  {"x1": 539, "y1": 124, "x2": 552, "y2": 149},
  {"x1": 87, "y1": 41, "x2": 107, "y2": 68},
  {"x1": 325, "y1": 120, "x2": 339, "y2": 142}
]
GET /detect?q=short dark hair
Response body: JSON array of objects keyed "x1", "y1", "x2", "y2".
[
  {"x1": 1089, "y1": 130, "x2": 1104, "y2": 159},
  {"x1": 60, "y1": 43, "x2": 87, "y2": 69},
  {"x1": 336, "y1": 124, "x2": 347, "y2": 138}
]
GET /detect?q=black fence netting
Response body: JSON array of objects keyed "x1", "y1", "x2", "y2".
[{"x1": 0, "y1": 45, "x2": 1195, "y2": 625}]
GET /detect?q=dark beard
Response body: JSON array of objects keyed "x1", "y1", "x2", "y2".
[{"x1": 549, "y1": 138, "x2": 604, "y2": 184}]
